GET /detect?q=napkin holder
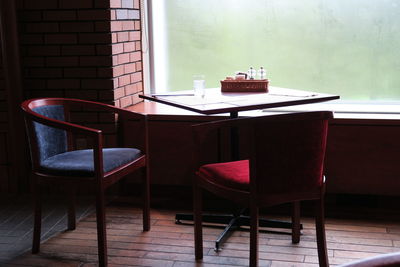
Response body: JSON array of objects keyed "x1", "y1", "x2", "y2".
[{"x1": 221, "y1": 79, "x2": 269, "y2": 92}]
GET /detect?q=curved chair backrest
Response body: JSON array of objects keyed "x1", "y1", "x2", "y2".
[
  {"x1": 31, "y1": 105, "x2": 68, "y2": 165},
  {"x1": 250, "y1": 111, "x2": 332, "y2": 204},
  {"x1": 22, "y1": 99, "x2": 71, "y2": 169},
  {"x1": 192, "y1": 111, "x2": 333, "y2": 206}
]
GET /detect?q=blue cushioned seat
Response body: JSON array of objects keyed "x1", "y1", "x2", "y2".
[
  {"x1": 32, "y1": 105, "x2": 143, "y2": 176},
  {"x1": 40, "y1": 147, "x2": 142, "y2": 176}
]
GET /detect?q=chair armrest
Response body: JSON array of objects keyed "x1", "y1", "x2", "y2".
[
  {"x1": 61, "y1": 98, "x2": 146, "y2": 149},
  {"x1": 25, "y1": 110, "x2": 101, "y2": 137},
  {"x1": 63, "y1": 98, "x2": 145, "y2": 121},
  {"x1": 21, "y1": 97, "x2": 146, "y2": 153},
  {"x1": 191, "y1": 118, "x2": 241, "y2": 169}
]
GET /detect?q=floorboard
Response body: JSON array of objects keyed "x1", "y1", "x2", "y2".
[
  {"x1": 0, "y1": 195, "x2": 93, "y2": 264},
  {"x1": 1, "y1": 199, "x2": 400, "y2": 267}
]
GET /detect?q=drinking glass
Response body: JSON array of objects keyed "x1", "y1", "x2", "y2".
[{"x1": 193, "y1": 75, "x2": 205, "y2": 98}]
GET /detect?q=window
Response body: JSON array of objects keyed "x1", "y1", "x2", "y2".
[{"x1": 148, "y1": 0, "x2": 400, "y2": 107}]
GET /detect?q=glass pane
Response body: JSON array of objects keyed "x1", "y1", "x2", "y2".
[{"x1": 152, "y1": 0, "x2": 400, "y2": 101}]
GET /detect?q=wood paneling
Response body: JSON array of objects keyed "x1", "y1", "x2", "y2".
[
  {"x1": 147, "y1": 118, "x2": 221, "y2": 185},
  {"x1": 0, "y1": 132, "x2": 9, "y2": 192},
  {"x1": 131, "y1": 102, "x2": 400, "y2": 196},
  {"x1": 326, "y1": 123, "x2": 400, "y2": 196}
]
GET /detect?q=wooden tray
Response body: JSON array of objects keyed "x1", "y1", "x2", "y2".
[{"x1": 221, "y1": 79, "x2": 269, "y2": 92}]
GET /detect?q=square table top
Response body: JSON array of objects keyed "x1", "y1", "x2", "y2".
[{"x1": 139, "y1": 87, "x2": 339, "y2": 116}]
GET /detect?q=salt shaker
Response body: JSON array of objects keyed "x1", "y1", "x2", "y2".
[
  {"x1": 247, "y1": 67, "x2": 256, "y2": 80},
  {"x1": 258, "y1": 67, "x2": 266, "y2": 80}
]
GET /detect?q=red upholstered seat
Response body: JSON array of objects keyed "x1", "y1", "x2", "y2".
[{"x1": 198, "y1": 160, "x2": 249, "y2": 191}]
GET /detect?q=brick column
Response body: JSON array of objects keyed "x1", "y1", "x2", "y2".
[
  {"x1": 111, "y1": 0, "x2": 143, "y2": 108},
  {"x1": 20, "y1": 0, "x2": 143, "y2": 106}
]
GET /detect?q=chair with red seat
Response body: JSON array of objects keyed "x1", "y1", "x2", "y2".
[
  {"x1": 192, "y1": 111, "x2": 333, "y2": 267},
  {"x1": 21, "y1": 98, "x2": 150, "y2": 267}
]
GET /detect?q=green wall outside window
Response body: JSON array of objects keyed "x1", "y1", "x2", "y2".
[{"x1": 159, "y1": 0, "x2": 400, "y2": 101}]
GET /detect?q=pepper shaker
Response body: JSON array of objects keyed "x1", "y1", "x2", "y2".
[
  {"x1": 258, "y1": 67, "x2": 266, "y2": 80},
  {"x1": 247, "y1": 67, "x2": 256, "y2": 80}
]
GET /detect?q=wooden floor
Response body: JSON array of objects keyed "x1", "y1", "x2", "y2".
[
  {"x1": 2, "y1": 201, "x2": 400, "y2": 267},
  {"x1": 0, "y1": 195, "x2": 94, "y2": 265}
]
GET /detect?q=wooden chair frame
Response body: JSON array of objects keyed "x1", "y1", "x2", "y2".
[
  {"x1": 21, "y1": 98, "x2": 150, "y2": 267},
  {"x1": 192, "y1": 111, "x2": 332, "y2": 267}
]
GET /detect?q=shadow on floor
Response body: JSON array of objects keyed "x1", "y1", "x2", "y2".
[{"x1": 0, "y1": 195, "x2": 94, "y2": 265}]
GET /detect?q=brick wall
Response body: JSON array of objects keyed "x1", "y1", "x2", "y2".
[
  {"x1": 111, "y1": 0, "x2": 143, "y2": 108},
  {"x1": 21, "y1": 0, "x2": 108, "y2": 102},
  {"x1": 19, "y1": 0, "x2": 144, "y2": 111},
  {"x1": 19, "y1": 0, "x2": 143, "y2": 105}
]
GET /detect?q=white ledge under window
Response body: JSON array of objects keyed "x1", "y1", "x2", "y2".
[{"x1": 259, "y1": 100, "x2": 400, "y2": 120}]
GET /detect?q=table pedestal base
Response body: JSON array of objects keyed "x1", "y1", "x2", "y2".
[{"x1": 175, "y1": 211, "x2": 303, "y2": 251}]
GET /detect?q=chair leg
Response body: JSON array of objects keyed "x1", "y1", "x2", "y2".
[
  {"x1": 142, "y1": 167, "x2": 150, "y2": 231},
  {"x1": 95, "y1": 190, "x2": 108, "y2": 267},
  {"x1": 250, "y1": 205, "x2": 259, "y2": 267},
  {"x1": 67, "y1": 186, "x2": 76, "y2": 230},
  {"x1": 193, "y1": 182, "x2": 203, "y2": 260},
  {"x1": 292, "y1": 201, "x2": 301, "y2": 244},
  {"x1": 315, "y1": 198, "x2": 329, "y2": 267},
  {"x1": 32, "y1": 183, "x2": 42, "y2": 254}
]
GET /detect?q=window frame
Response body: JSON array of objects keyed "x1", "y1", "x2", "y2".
[{"x1": 144, "y1": 1, "x2": 400, "y2": 116}]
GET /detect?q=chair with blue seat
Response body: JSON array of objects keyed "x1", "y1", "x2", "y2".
[
  {"x1": 21, "y1": 98, "x2": 150, "y2": 267},
  {"x1": 192, "y1": 111, "x2": 333, "y2": 267}
]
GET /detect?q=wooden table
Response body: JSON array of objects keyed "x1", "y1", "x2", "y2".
[
  {"x1": 139, "y1": 86, "x2": 339, "y2": 251},
  {"x1": 139, "y1": 86, "x2": 339, "y2": 118}
]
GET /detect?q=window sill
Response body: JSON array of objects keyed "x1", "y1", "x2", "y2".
[
  {"x1": 131, "y1": 100, "x2": 400, "y2": 125},
  {"x1": 260, "y1": 100, "x2": 400, "y2": 121}
]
